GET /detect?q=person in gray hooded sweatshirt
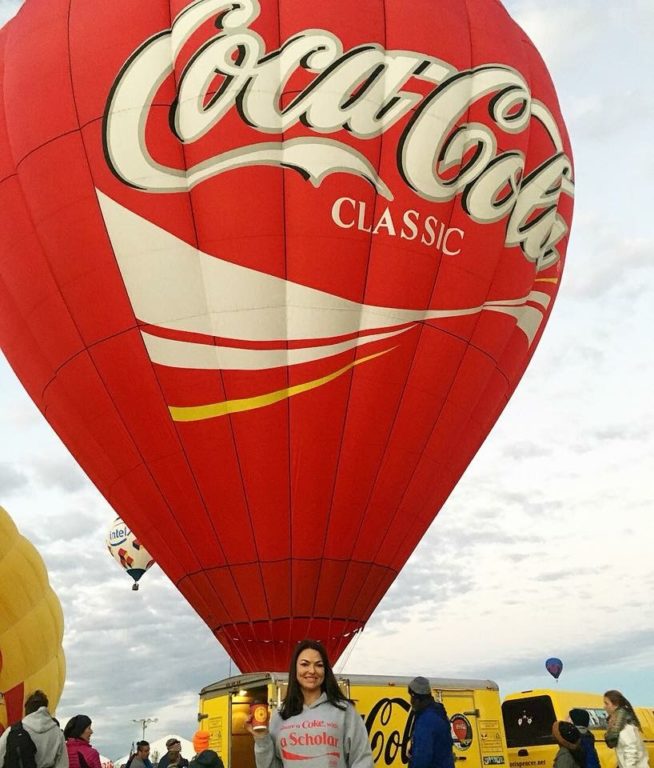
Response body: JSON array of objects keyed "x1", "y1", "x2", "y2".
[
  {"x1": 248, "y1": 639, "x2": 373, "y2": 768},
  {"x1": 0, "y1": 690, "x2": 68, "y2": 768}
]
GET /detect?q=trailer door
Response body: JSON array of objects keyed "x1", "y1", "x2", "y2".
[{"x1": 441, "y1": 690, "x2": 485, "y2": 768}]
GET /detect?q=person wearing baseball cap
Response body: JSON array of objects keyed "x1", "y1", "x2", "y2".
[
  {"x1": 407, "y1": 677, "x2": 454, "y2": 768},
  {"x1": 158, "y1": 739, "x2": 189, "y2": 768}
]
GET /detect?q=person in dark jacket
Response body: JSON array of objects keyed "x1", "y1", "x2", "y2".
[
  {"x1": 407, "y1": 677, "x2": 454, "y2": 768},
  {"x1": 189, "y1": 752, "x2": 224, "y2": 768},
  {"x1": 157, "y1": 739, "x2": 189, "y2": 768},
  {"x1": 553, "y1": 721, "x2": 583, "y2": 768},
  {"x1": 568, "y1": 710, "x2": 600, "y2": 768}
]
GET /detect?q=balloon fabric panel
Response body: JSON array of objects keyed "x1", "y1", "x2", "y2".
[
  {"x1": 0, "y1": 508, "x2": 65, "y2": 732},
  {"x1": 0, "y1": 0, "x2": 573, "y2": 670}
]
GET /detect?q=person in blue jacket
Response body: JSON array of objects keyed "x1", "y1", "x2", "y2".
[{"x1": 407, "y1": 677, "x2": 455, "y2": 768}]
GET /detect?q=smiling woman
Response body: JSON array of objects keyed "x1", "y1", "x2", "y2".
[{"x1": 248, "y1": 640, "x2": 374, "y2": 768}]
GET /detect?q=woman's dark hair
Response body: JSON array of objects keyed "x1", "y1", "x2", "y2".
[
  {"x1": 279, "y1": 639, "x2": 348, "y2": 720},
  {"x1": 604, "y1": 690, "x2": 642, "y2": 730},
  {"x1": 64, "y1": 715, "x2": 92, "y2": 740}
]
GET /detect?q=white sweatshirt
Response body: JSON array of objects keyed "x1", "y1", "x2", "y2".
[
  {"x1": 616, "y1": 724, "x2": 649, "y2": 768},
  {"x1": 254, "y1": 693, "x2": 373, "y2": 768}
]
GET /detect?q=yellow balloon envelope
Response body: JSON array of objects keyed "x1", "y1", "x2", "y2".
[{"x1": 0, "y1": 507, "x2": 65, "y2": 732}]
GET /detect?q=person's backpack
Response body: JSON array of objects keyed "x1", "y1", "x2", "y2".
[
  {"x1": 579, "y1": 733, "x2": 601, "y2": 768},
  {"x1": 3, "y1": 722, "x2": 37, "y2": 768}
]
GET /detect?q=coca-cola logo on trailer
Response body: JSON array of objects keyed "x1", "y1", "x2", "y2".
[{"x1": 103, "y1": 0, "x2": 573, "y2": 272}]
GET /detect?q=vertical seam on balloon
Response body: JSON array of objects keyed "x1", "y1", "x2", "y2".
[
  {"x1": 381, "y1": 2, "x2": 542, "y2": 573},
  {"x1": 162, "y1": 3, "x2": 260, "y2": 672},
  {"x1": 359, "y1": 0, "x2": 534, "y2": 607},
  {"x1": 318, "y1": 0, "x2": 389, "y2": 649},
  {"x1": 306, "y1": 10, "x2": 372, "y2": 651},
  {"x1": 380, "y1": 14, "x2": 548, "y2": 558},
  {"x1": 356, "y1": 0, "x2": 486, "y2": 602},
  {"x1": 62, "y1": 0, "x2": 257, "y2": 671},
  {"x1": 162, "y1": 0, "x2": 237, "y2": 642},
  {"x1": 333, "y1": 0, "x2": 482, "y2": 625},
  {"x1": 0, "y1": 1, "x2": 162, "y2": 583},
  {"x1": 276, "y1": 0, "x2": 291, "y2": 674},
  {"x1": 3, "y1": 19, "x2": 84, "y2": 403},
  {"x1": 162, "y1": 0, "x2": 264, "y2": 670},
  {"x1": 319, "y1": 63, "x2": 414, "y2": 641}
]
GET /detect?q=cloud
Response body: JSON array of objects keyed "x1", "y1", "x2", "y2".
[
  {"x1": 507, "y1": 0, "x2": 605, "y2": 70},
  {"x1": 31, "y1": 457, "x2": 89, "y2": 493},
  {"x1": 0, "y1": 462, "x2": 29, "y2": 495},
  {"x1": 564, "y1": 229, "x2": 654, "y2": 300},
  {"x1": 56, "y1": 567, "x2": 233, "y2": 759},
  {"x1": 364, "y1": 492, "x2": 555, "y2": 631},
  {"x1": 506, "y1": 0, "x2": 654, "y2": 145},
  {"x1": 15, "y1": 500, "x2": 106, "y2": 549},
  {"x1": 0, "y1": 1, "x2": 20, "y2": 26},
  {"x1": 633, "y1": 0, "x2": 654, "y2": 31},
  {"x1": 501, "y1": 441, "x2": 552, "y2": 460},
  {"x1": 460, "y1": 626, "x2": 654, "y2": 681},
  {"x1": 592, "y1": 423, "x2": 652, "y2": 442}
]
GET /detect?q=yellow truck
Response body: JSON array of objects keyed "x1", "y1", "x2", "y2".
[
  {"x1": 502, "y1": 689, "x2": 654, "y2": 768},
  {"x1": 197, "y1": 672, "x2": 510, "y2": 768}
]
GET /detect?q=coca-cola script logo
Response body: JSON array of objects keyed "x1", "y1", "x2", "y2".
[
  {"x1": 97, "y1": 0, "x2": 572, "y2": 420},
  {"x1": 364, "y1": 697, "x2": 413, "y2": 766},
  {"x1": 103, "y1": 0, "x2": 574, "y2": 272}
]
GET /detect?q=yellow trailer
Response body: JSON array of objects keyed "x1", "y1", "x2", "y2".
[
  {"x1": 502, "y1": 689, "x2": 654, "y2": 768},
  {"x1": 197, "y1": 672, "x2": 510, "y2": 768}
]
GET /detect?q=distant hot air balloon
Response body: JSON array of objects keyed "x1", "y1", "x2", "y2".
[
  {"x1": 106, "y1": 517, "x2": 155, "y2": 591},
  {"x1": 0, "y1": 0, "x2": 574, "y2": 671},
  {"x1": 0, "y1": 507, "x2": 66, "y2": 733},
  {"x1": 546, "y1": 657, "x2": 563, "y2": 681}
]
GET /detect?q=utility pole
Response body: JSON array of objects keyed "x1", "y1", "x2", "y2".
[{"x1": 132, "y1": 718, "x2": 158, "y2": 741}]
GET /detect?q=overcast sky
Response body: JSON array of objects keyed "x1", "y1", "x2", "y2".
[{"x1": 1, "y1": 0, "x2": 653, "y2": 760}]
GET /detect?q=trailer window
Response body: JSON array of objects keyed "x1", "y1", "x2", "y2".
[
  {"x1": 502, "y1": 696, "x2": 557, "y2": 747},
  {"x1": 585, "y1": 709, "x2": 609, "y2": 731}
]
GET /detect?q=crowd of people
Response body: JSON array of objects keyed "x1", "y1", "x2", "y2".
[
  {"x1": 0, "y1": 693, "x2": 225, "y2": 768},
  {"x1": 0, "y1": 652, "x2": 650, "y2": 768},
  {"x1": 246, "y1": 640, "x2": 652, "y2": 768},
  {"x1": 552, "y1": 691, "x2": 650, "y2": 768},
  {"x1": 118, "y1": 738, "x2": 221, "y2": 768}
]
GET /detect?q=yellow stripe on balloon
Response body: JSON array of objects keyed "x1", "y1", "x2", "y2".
[
  {"x1": 534, "y1": 277, "x2": 559, "y2": 284},
  {"x1": 169, "y1": 347, "x2": 396, "y2": 422}
]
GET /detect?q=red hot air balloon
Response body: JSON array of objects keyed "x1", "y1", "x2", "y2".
[{"x1": 0, "y1": 0, "x2": 574, "y2": 671}]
